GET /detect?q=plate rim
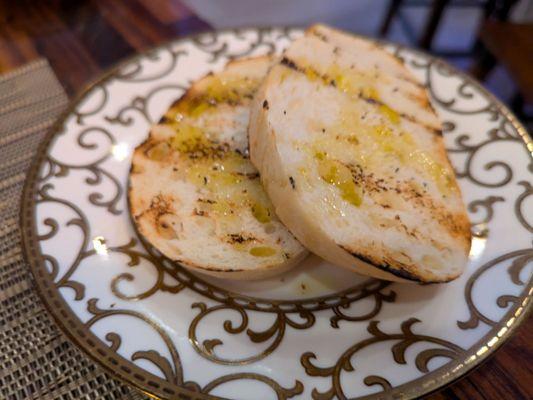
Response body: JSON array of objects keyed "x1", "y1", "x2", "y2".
[{"x1": 20, "y1": 26, "x2": 533, "y2": 400}]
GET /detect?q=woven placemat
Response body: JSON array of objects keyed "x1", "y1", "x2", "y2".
[{"x1": 0, "y1": 60, "x2": 147, "y2": 400}]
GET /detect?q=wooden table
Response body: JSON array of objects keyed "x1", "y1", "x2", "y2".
[{"x1": 0, "y1": 1, "x2": 530, "y2": 399}]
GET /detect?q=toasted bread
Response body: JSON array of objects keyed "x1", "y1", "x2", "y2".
[
  {"x1": 129, "y1": 56, "x2": 307, "y2": 280},
  {"x1": 249, "y1": 25, "x2": 471, "y2": 283}
]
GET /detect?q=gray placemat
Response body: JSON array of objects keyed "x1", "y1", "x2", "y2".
[{"x1": 0, "y1": 59, "x2": 147, "y2": 400}]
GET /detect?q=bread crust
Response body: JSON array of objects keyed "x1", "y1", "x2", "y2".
[
  {"x1": 249, "y1": 26, "x2": 471, "y2": 283},
  {"x1": 129, "y1": 56, "x2": 307, "y2": 280}
]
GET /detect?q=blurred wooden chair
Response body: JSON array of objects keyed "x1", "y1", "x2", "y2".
[
  {"x1": 470, "y1": 21, "x2": 533, "y2": 119},
  {"x1": 379, "y1": 0, "x2": 519, "y2": 55}
]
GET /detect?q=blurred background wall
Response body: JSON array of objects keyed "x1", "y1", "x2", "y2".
[{"x1": 183, "y1": 0, "x2": 533, "y2": 32}]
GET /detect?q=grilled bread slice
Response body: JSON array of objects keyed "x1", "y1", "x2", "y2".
[
  {"x1": 129, "y1": 56, "x2": 307, "y2": 280},
  {"x1": 249, "y1": 25, "x2": 471, "y2": 283}
]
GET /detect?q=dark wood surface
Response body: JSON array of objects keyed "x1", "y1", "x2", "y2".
[
  {"x1": 0, "y1": 0, "x2": 209, "y2": 94},
  {"x1": 0, "y1": 1, "x2": 530, "y2": 399}
]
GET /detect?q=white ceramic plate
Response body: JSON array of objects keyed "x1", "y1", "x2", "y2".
[{"x1": 22, "y1": 28, "x2": 532, "y2": 400}]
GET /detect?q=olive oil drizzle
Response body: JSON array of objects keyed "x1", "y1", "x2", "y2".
[
  {"x1": 148, "y1": 73, "x2": 279, "y2": 258},
  {"x1": 294, "y1": 61, "x2": 454, "y2": 202}
]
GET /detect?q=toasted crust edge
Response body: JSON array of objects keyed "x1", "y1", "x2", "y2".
[
  {"x1": 249, "y1": 73, "x2": 417, "y2": 283},
  {"x1": 249, "y1": 58, "x2": 467, "y2": 284},
  {"x1": 128, "y1": 172, "x2": 308, "y2": 281},
  {"x1": 128, "y1": 57, "x2": 308, "y2": 281}
]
